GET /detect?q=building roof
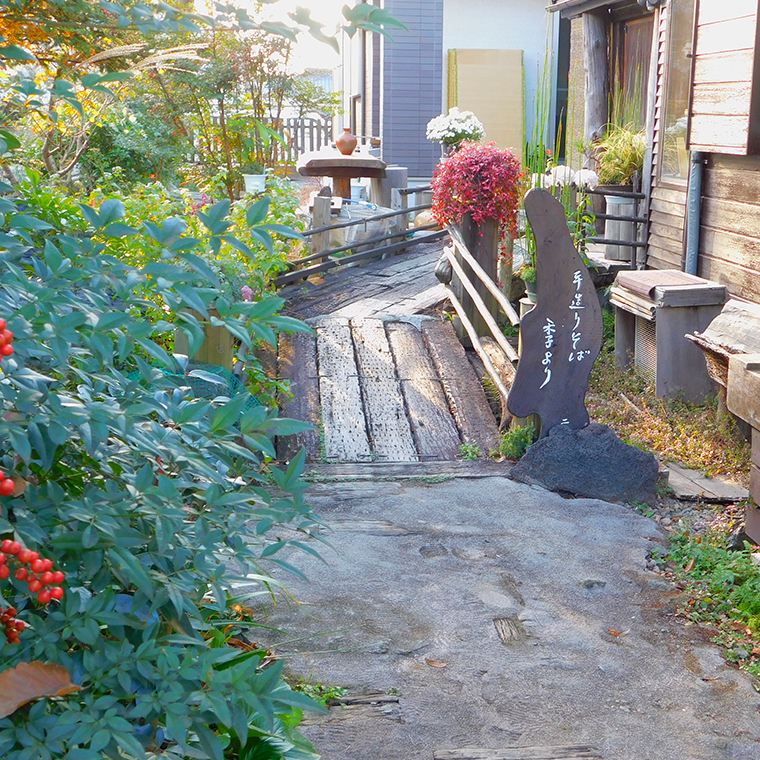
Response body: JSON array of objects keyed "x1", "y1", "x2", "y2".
[{"x1": 549, "y1": 0, "x2": 630, "y2": 18}]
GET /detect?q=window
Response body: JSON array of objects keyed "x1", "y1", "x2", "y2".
[{"x1": 661, "y1": 0, "x2": 696, "y2": 181}]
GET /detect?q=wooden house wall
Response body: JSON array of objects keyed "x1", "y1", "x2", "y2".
[
  {"x1": 699, "y1": 154, "x2": 760, "y2": 302},
  {"x1": 646, "y1": 2, "x2": 687, "y2": 271}
]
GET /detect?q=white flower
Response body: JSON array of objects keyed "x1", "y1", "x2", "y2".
[
  {"x1": 426, "y1": 107, "x2": 485, "y2": 145},
  {"x1": 530, "y1": 173, "x2": 550, "y2": 189},
  {"x1": 574, "y1": 168, "x2": 599, "y2": 190},
  {"x1": 548, "y1": 165, "x2": 575, "y2": 187}
]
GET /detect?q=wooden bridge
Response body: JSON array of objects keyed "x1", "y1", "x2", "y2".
[{"x1": 275, "y1": 240, "x2": 503, "y2": 465}]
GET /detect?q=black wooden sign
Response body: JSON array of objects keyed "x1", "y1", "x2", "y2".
[{"x1": 507, "y1": 188, "x2": 603, "y2": 436}]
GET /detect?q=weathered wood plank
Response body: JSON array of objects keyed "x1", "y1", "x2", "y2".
[
  {"x1": 651, "y1": 185, "x2": 689, "y2": 205},
  {"x1": 647, "y1": 230, "x2": 683, "y2": 256},
  {"x1": 692, "y1": 82, "x2": 751, "y2": 117},
  {"x1": 305, "y1": 460, "x2": 515, "y2": 481},
  {"x1": 727, "y1": 353, "x2": 760, "y2": 428},
  {"x1": 650, "y1": 196, "x2": 687, "y2": 219},
  {"x1": 699, "y1": 227, "x2": 760, "y2": 271},
  {"x1": 421, "y1": 317, "x2": 500, "y2": 452},
  {"x1": 694, "y1": 50, "x2": 754, "y2": 84},
  {"x1": 277, "y1": 332, "x2": 322, "y2": 462},
  {"x1": 703, "y1": 162, "x2": 760, "y2": 205},
  {"x1": 690, "y1": 114, "x2": 750, "y2": 152},
  {"x1": 699, "y1": 0, "x2": 757, "y2": 26},
  {"x1": 647, "y1": 246, "x2": 682, "y2": 271},
  {"x1": 753, "y1": 428, "x2": 760, "y2": 469},
  {"x1": 650, "y1": 221, "x2": 685, "y2": 243},
  {"x1": 314, "y1": 317, "x2": 372, "y2": 462},
  {"x1": 386, "y1": 321, "x2": 462, "y2": 460},
  {"x1": 698, "y1": 256, "x2": 760, "y2": 301},
  {"x1": 433, "y1": 747, "x2": 603, "y2": 760},
  {"x1": 702, "y1": 196, "x2": 760, "y2": 238},
  {"x1": 695, "y1": 16, "x2": 757, "y2": 57},
  {"x1": 350, "y1": 317, "x2": 418, "y2": 462}
]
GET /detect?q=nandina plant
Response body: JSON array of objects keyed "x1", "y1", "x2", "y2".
[{"x1": 430, "y1": 141, "x2": 523, "y2": 235}]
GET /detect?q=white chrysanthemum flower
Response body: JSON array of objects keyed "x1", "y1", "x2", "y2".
[
  {"x1": 426, "y1": 107, "x2": 485, "y2": 145},
  {"x1": 574, "y1": 168, "x2": 599, "y2": 189},
  {"x1": 548, "y1": 165, "x2": 575, "y2": 187},
  {"x1": 531, "y1": 173, "x2": 550, "y2": 189}
]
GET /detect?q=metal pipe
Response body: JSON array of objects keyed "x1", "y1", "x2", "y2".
[{"x1": 684, "y1": 151, "x2": 704, "y2": 276}]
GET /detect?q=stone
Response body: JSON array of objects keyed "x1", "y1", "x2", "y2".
[{"x1": 509, "y1": 423, "x2": 659, "y2": 505}]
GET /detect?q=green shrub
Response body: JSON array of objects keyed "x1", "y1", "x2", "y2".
[
  {"x1": 498, "y1": 424, "x2": 537, "y2": 460},
  {"x1": 0, "y1": 183, "x2": 322, "y2": 760}
]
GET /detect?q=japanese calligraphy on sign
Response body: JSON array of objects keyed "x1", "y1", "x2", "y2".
[{"x1": 507, "y1": 189, "x2": 603, "y2": 436}]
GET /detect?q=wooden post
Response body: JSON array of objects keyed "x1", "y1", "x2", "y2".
[
  {"x1": 453, "y1": 214, "x2": 499, "y2": 337},
  {"x1": 583, "y1": 9, "x2": 609, "y2": 143},
  {"x1": 174, "y1": 309, "x2": 235, "y2": 371},
  {"x1": 311, "y1": 195, "x2": 331, "y2": 257}
]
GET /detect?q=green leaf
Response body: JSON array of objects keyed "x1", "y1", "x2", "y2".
[
  {"x1": 0, "y1": 45, "x2": 35, "y2": 61},
  {"x1": 246, "y1": 197, "x2": 271, "y2": 226},
  {"x1": 178, "y1": 252, "x2": 220, "y2": 287},
  {"x1": 10, "y1": 214, "x2": 53, "y2": 231},
  {"x1": 260, "y1": 223, "x2": 305, "y2": 240},
  {"x1": 211, "y1": 394, "x2": 250, "y2": 432},
  {"x1": 78, "y1": 204, "x2": 101, "y2": 228},
  {"x1": 103, "y1": 222, "x2": 137, "y2": 238}
]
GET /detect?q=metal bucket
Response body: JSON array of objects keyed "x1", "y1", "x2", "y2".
[{"x1": 604, "y1": 194, "x2": 636, "y2": 261}]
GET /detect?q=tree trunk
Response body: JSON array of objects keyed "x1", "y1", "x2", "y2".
[{"x1": 583, "y1": 10, "x2": 609, "y2": 144}]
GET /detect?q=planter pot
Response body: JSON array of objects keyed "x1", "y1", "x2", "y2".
[
  {"x1": 601, "y1": 185, "x2": 635, "y2": 262},
  {"x1": 523, "y1": 278, "x2": 537, "y2": 303},
  {"x1": 242, "y1": 173, "x2": 266, "y2": 194}
]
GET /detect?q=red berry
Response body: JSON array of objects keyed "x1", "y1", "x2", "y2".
[
  {"x1": 1, "y1": 343, "x2": 13, "y2": 357},
  {"x1": 27, "y1": 579, "x2": 41, "y2": 593},
  {"x1": 40, "y1": 571, "x2": 53, "y2": 585},
  {"x1": 8, "y1": 542, "x2": 20, "y2": 555},
  {"x1": 0, "y1": 552, "x2": 5, "y2": 565},
  {"x1": 3, "y1": 330, "x2": 13, "y2": 342},
  {"x1": 17, "y1": 549, "x2": 33, "y2": 564},
  {"x1": 0, "y1": 478, "x2": 14, "y2": 496},
  {"x1": 0, "y1": 565, "x2": 9, "y2": 580},
  {"x1": 14, "y1": 568, "x2": 27, "y2": 581},
  {"x1": 0, "y1": 539, "x2": 10, "y2": 552},
  {"x1": 13, "y1": 620, "x2": 24, "y2": 631},
  {"x1": 31, "y1": 559, "x2": 45, "y2": 574},
  {"x1": 0, "y1": 319, "x2": 7, "y2": 331},
  {"x1": 50, "y1": 586, "x2": 64, "y2": 600},
  {"x1": 51, "y1": 571, "x2": 65, "y2": 584},
  {"x1": 28, "y1": 551, "x2": 39, "y2": 561},
  {"x1": 37, "y1": 589, "x2": 51, "y2": 604},
  {"x1": 41, "y1": 559, "x2": 53, "y2": 572}
]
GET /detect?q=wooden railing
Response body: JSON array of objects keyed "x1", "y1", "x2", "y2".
[
  {"x1": 442, "y1": 226, "x2": 521, "y2": 406},
  {"x1": 274, "y1": 185, "x2": 446, "y2": 287}
]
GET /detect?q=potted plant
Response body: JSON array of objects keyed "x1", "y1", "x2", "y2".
[
  {"x1": 426, "y1": 107, "x2": 486, "y2": 156},
  {"x1": 239, "y1": 160, "x2": 266, "y2": 194},
  {"x1": 431, "y1": 141, "x2": 522, "y2": 330},
  {"x1": 593, "y1": 124, "x2": 646, "y2": 261}
]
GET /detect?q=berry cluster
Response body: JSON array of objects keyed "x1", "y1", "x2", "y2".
[
  {"x1": 1, "y1": 606, "x2": 24, "y2": 644},
  {"x1": 0, "y1": 469, "x2": 14, "y2": 496},
  {"x1": 0, "y1": 539, "x2": 65, "y2": 604},
  {"x1": 0, "y1": 318, "x2": 13, "y2": 358}
]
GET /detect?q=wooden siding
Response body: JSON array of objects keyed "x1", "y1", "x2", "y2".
[
  {"x1": 689, "y1": 0, "x2": 760, "y2": 154},
  {"x1": 646, "y1": 3, "x2": 687, "y2": 271},
  {"x1": 698, "y1": 154, "x2": 760, "y2": 303},
  {"x1": 381, "y1": 0, "x2": 443, "y2": 177}
]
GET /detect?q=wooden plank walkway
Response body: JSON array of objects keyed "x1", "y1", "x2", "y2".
[
  {"x1": 279, "y1": 240, "x2": 446, "y2": 320},
  {"x1": 277, "y1": 241, "x2": 502, "y2": 463}
]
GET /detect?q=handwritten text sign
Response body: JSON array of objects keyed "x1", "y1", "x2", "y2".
[{"x1": 507, "y1": 189, "x2": 603, "y2": 435}]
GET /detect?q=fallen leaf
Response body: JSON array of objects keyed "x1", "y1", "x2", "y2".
[
  {"x1": 684, "y1": 558, "x2": 696, "y2": 572},
  {"x1": 701, "y1": 677, "x2": 719, "y2": 682},
  {"x1": 425, "y1": 658, "x2": 447, "y2": 668},
  {"x1": 608, "y1": 629, "x2": 629, "y2": 637},
  {"x1": 0, "y1": 661, "x2": 80, "y2": 718}
]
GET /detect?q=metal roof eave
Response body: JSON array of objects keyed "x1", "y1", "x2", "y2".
[{"x1": 549, "y1": 0, "x2": 629, "y2": 19}]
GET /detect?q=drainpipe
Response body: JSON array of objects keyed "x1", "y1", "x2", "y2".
[{"x1": 684, "y1": 151, "x2": 704, "y2": 276}]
